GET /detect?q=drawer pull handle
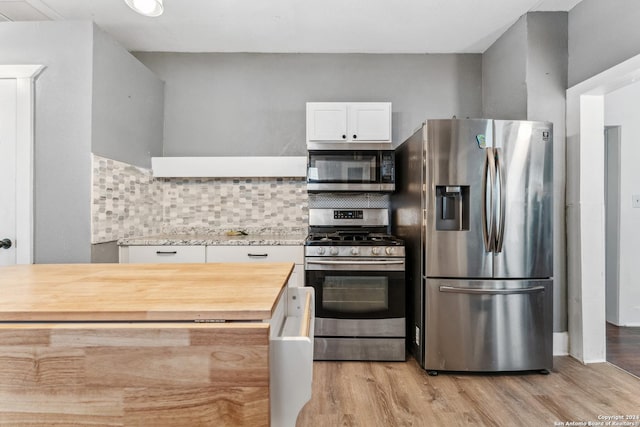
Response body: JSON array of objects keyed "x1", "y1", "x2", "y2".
[
  {"x1": 156, "y1": 251, "x2": 178, "y2": 255},
  {"x1": 248, "y1": 253, "x2": 269, "y2": 258}
]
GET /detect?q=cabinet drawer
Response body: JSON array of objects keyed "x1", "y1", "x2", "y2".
[
  {"x1": 206, "y1": 245, "x2": 303, "y2": 264},
  {"x1": 120, "y1": 246, "x2": 206, "y2": 263}
]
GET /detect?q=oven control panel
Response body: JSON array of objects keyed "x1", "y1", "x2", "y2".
[{"x1": 334, "y1": 210, "x2": 364, "y2": 220}]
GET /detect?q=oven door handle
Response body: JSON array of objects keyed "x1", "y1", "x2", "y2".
[{"x1": 306, "y1": 260, "x2": 405, "y2": 265}]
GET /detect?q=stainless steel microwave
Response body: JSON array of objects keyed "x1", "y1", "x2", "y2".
[{"x1": 307, "y1": 150, "x2": 395, "y2": 192}]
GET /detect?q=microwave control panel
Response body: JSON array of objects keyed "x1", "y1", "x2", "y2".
[{"x1": 381, "y1": 152, "x2": 395, "y2": 182}]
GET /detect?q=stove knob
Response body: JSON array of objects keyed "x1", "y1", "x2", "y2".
[
  {"x1": 317, "y1": 247, "x2": 326, "y2": 255},
  {"x1": 351, "y1": 247, "x2": 360, "y2": 255},
  {"x1": 371, "y1": 247, "x2": 380, "y2": 255},
  {"x1": 385, "y1": 247, "x2": 395, "y2": 255},
  {"x1": 330, "y1": 247, "x2": 339, "y2": 256}
]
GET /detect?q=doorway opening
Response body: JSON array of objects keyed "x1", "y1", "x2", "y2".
[
  {"x1": 604, "y1": 118, "x2": 640, "y2": 378},
  {"x1": 566, "y1": 52, "x2": 640, "y2": 365}
]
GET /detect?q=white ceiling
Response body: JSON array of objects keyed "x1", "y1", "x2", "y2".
[{"x1": 0, "y1": 0, "x2": 582, "y2": 53}]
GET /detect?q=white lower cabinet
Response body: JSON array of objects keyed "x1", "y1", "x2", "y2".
[
  {"x1": 120, "y1": 244, "x2": 305, "y2": 286},
  {"x1": 269, "y1": 285, "x2": 315, "y2": 427},
  {"x1": 206, "y1": 245, "x2": 305, "y2": 287},
  {"x1": 119, "y1": 245, "x2": 206, "y2": 263}
]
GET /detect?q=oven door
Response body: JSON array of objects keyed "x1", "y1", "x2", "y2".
[
  {"x1": 305, "y1": 257, "x2": 405, "y2": 321},
  {"x1": 307, "y1": 150, "x2": 395, "y2": 192}
]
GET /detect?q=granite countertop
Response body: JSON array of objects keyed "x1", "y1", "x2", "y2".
[{"x1": 118, "y1": 230, "x2": 308, "y2": 246}]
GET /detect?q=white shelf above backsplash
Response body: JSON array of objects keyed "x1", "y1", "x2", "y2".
[{"x1": 151, "y1": 156, "x2": 307, "y2": 178}]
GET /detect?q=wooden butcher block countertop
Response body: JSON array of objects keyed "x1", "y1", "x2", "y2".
[{"x1": 0, "y1": 262, "x2": 293, "y2": 322}]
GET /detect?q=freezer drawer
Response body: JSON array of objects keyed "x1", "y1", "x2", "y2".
[{"x1": 424, "y1": 278, "x2": 552, "y2": 372}]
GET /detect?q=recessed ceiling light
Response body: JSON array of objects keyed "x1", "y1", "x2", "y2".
[{"x1": 124, "y1": 0, "x2": 163, "y2": 17}]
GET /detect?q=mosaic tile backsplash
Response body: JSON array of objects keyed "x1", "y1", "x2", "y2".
[
  {"x1": 161, "y1": 178, "x2": 308, "y2": 234},
  {"x1": 92, "y1": 155, "x2": 163, "y2": 243},
  {"x1": 92, "y1": 155, "x2": 309, "y2": 243}
]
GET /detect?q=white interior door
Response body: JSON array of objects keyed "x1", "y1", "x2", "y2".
[
  {"x1": 0, "y1": 65, "x2": 43, "y2": 266},
  {"x1": 0, "y1": 79, "x2": 17, "y2": 266}
]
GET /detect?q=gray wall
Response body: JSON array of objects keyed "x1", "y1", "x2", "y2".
[
  {"x1": 90, "y1": 241, "x2": 119, "y2": 263},
  {"x1": 568, "y1": 0, "x2": 640, "y2": 87},
  {"x1": 482, "y1": 15, "x2": 528, "y2": 119},
  {"x1": 527, "y1": 12, "x2": 569, "y2": 334},
  {"x1": 133, "y1": 53, "x2": 483, "y2": 155},
  {"x1": 526, "y1": 13, "x2": 568, "y2": 122},
  {"x1": 482, "y1": 12, "x2": 568, "y2": 333},
  {"x1": 0, "y1": 21, "x2": 94, "y2": 263},
  {"x1": 92, "y1": 26, "x2": 164, "y2": 169},
  {"x1": 0, "y1": 21, "x2": 165, "y2": 263}
]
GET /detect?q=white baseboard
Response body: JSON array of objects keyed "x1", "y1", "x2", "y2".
[
  {"x1": 582, "y1": 358, "x2": 607, "y2": 364},
  {"x1": 553, "y1": 332, "x2": 569, "y2": 356},
  {"x1": 607, "y1": 320, "x2": 640, "y2": 327}
]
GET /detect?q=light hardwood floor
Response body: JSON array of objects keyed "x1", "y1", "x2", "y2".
[{"x1": 297, "y1": 357, "x2": 640, "y2": 426}]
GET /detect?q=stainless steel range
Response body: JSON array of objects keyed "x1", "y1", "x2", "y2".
[{"x1": 304, "y1": 208, "x2": 406, "y2": 361}]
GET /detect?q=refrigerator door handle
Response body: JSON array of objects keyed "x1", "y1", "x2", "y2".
[
  {"x1": 482, "y1": 148, "x2": 496, "y2": 252},
  {"x1": 494, "y1": 148, "x2": 506, "y2": 253},
  {"x1": 439, "y1": 285, "x2": 546, "y2": 295}
]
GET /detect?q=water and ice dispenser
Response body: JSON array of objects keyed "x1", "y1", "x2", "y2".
[{"x1": 435, "y1": 185, "x2": 469, "y2": 231}]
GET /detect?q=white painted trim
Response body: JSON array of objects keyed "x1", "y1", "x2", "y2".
[
  {"x1": 553, "y1": 332, "x2": 569, "y2": 356},
  {"x1": 566, "y1": 52, "x2": 640, "y2": 363},
  {"x1": 0, "y1": 65, "x2": 45, "y2": 79},
  {"x1": 0, "y1": 65, "x2": 45, "y2": 264},
  {"x1": 152, "y1": 156, "x2": 308, "y2": 178}
]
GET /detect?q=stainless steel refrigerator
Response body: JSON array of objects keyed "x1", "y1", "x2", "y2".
[{"x1": 391, "y1": 118, "x2": 553, "y2": 373}]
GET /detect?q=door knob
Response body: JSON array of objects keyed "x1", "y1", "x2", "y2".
[{"x1": 0, "y1": 238, "x2": 12, "y2": 249}]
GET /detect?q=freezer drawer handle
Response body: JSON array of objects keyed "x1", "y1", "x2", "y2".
[
  {"x1": 248, "y1": 253, "x2": 269, "y2": 258},
  {"x1": 439, "y1": 285, "x2": 545, "y2": 295},
  {"x1": 155, "y1": 251, "x2": 178, "y2": 255}
]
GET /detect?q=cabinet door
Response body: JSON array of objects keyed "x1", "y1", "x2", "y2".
[
  {"x1": 348, "y1": 103, "x2": 391, "y2": 142},
  {"x1": 306, "y1": 102, "x2": 348, "y2": 142}
]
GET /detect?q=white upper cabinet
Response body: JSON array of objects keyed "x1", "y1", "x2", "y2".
[
  {"x1": 306, "y1": 103, "x2": 348, "y2": 141},
  {"x1": 347, "y1": 103, "x2": 392, "y2": 142},
  {"x1": 306, "y1": 102, "x2": 392, "y2": 146}
]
